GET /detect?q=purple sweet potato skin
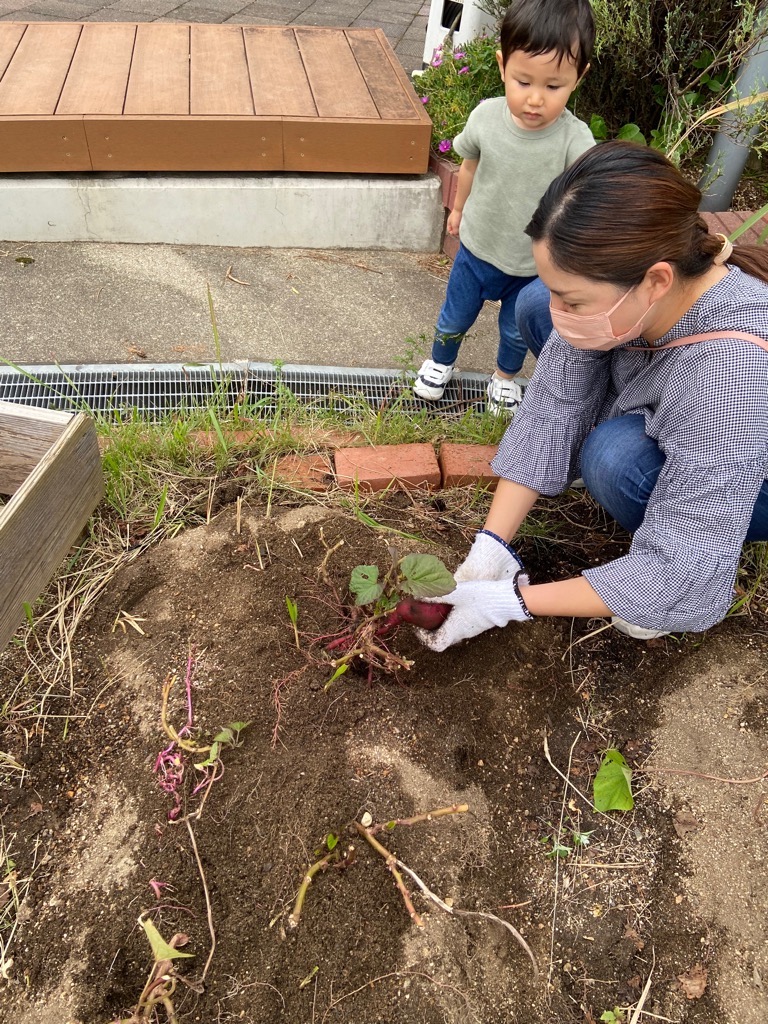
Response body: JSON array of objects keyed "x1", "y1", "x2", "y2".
[{"x1": 393, "y1": 599, "x2": 451, "y2": 631}]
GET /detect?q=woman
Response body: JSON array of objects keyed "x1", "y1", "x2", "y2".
[{"x1": 422, "y1": 141, "x2": 768, "y2": 651}]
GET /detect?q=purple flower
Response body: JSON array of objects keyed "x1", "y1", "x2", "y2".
[
  {"x1": 454, "y1": 50, "x2": 465, "y2": 60},
  {"x1": 421, "y1": 95, "x2": 429, "y2": 104},
  {"x1": 458, "y1": 66, "x2": 469, "y2": 74},
  {"x1": 431, "y1": 54, "x2": 443, "y2": 67},
  {"x1": 438, "y1": 139, "x2": 452, "y2": 153}
]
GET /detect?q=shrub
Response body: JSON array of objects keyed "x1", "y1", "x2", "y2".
[{"x1": 414, "y1": 33, "x2": 504, "y2": 162}]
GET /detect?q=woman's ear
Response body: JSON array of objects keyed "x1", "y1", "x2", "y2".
[{"x1": 645, "y1": 261, "x2": 676, "y2": 300}]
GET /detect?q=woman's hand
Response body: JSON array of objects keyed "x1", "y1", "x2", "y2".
[
  {"x1": 416, "y1": 573, "x2": 533, "y2": 652},
  {"x1": 454, "y1": 529, "x2": 526, "y2": 582}
]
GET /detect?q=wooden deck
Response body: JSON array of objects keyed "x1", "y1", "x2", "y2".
[{"x1": 0, "y1": 23, "x2": 432, "y2": 173}]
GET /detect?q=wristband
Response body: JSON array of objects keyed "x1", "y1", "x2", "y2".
[{"x1": 512, "y1": 572, "x2": 534, "y2": 620}]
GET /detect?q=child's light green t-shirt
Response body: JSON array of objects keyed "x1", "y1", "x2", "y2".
[{"x1": 453, "y1": 97, "x2": 595, "y2": 276}]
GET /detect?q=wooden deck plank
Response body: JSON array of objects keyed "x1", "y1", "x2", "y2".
[
  {"x1": 243, "y1": 27, "x2": 317, "y2": 117},
  {"x1": 0, "y1": 24, "x2": 26, "y2": 82},
  {"x1": 345, "y1": 29, "x2": 418, "y2": 120},
  {"x1": 0, "y1": 23, "x2": 82, "y2": 116},
  {"x1": 124, "y1": 23, "x2": 189, "y2": 116},
  {"x1": 57, "y1": 23, "x2": 136, "y2": 116},
  {"x1": 0, "y1": 115, "x2": 91, "y2": 171},
  {"x1": 283, "y1": 117, "x2": 432, "y2": 173},
  {"x1": 191, "y1": 25, "x2": 253, "y2": 116},
  {"x1": 85, "y1": 115, "x2": 282, "y2": 171},
  {"x1": 296, "y1": 27, "x2": 378, "y2": 119}
]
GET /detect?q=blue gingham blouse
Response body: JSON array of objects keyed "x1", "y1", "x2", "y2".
[{"x1": 491, "y1": 267, "x2": 768, "y2": 631}]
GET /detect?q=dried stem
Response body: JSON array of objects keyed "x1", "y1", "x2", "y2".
[
  {"x1": 161, "y1": 674, "x2": 211, "y2": 755},
  {"x1": 287, "y1": 852, "x2": 336, "y2": 930},
  {"x1": 394, "y1": 857, "x2": 539, "y2": 981},
  {"x1": 369, "y1": 803, "x2": 469, "y2": 834},
  {"x1": 185, "y1": 820, "x2": 216, "y2": 982},
  {"x1": 354, "y1": 823, "x2": 424, "y2": 928}
]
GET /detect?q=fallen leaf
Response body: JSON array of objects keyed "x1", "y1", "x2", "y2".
[
  {"x1": 673, "y1": 810, "x2": 700, "y2": 837},
  {"x1": 623, "y1": 924, "x2": 645, "y2": 951},
  {"x1": 678, "y1": 962, "x2": 708, "y2": 1000}
]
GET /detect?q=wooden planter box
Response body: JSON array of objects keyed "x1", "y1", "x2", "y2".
[{"x1": 0, "y1": 403, "x2": 103, "y2": 651}]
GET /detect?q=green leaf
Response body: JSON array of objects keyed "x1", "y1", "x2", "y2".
[
  {"x1": 325, "y1": 663, "x2": 349, "y2": 691},
  {"x1": 589, "y1": 113, "x2": 607, "y2": 140},
  {"x1": 213, "y1": 727, "x2": 235, "y2": 744},
  {"x1": 593, "y1": 749, "x2": 634, "y2": 812},
  {"x1": 616, "y1": 123, "x2": 646, "y2": 145},
  {"x1": 350, "y1": 565, "x2": 384, "y2": 606},
  {"x1": 139, "y1": 917, "x2": 194, "y2": 962},
  {"x1": 398, "y1": 554, "x2": 455, "y2": 599},
  {"x1": 353, "y1": 507, "x2": 422, "y2": 541},
  {"x1": 285, "y1": 595, "x2": 298, "y2": 625},
  {"x1": 228, "y1": 722, "x2": 249, "y2": 732},
  {"x1": 326, "y1": 833, "x2": 338, "y2": 851}
]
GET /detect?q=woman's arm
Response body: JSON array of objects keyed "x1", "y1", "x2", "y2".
[{"x1": 483, "y1": 480, "x2": 613, "y2": 617}]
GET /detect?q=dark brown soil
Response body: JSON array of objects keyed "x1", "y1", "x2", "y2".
[{"x1": 1, "y1": 489, "x2": 766, "y2": 1024}]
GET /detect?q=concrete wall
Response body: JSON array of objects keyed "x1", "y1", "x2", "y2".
[{"x1": 0, "y1": 173, "x2": 443, "y2": 251}]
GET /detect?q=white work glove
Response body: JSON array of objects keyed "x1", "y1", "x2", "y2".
[
  {"x1": 454, "y1": 529, "x2": 525, "y2": 583},
  {"x1": 417, "y1": 573, "x2": 533, "y2": 652}
]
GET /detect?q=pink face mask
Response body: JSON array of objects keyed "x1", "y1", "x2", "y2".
[{"x1": 550, "y1": 288, "x2": 656, "y2": 351}]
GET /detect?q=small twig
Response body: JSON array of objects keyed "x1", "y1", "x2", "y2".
[
  {"x1": 185, "y1": 820, "x2": 216, "y2": 982},
  {"x1": 369, "y1": 803, "x2": 469, "y2": 834},
  {"x1": 629, "y1": 947, "x2": 655, "y2": 1024},
  {"x1": 395, "y1": 857, "x2": 539, "y2": 980},
  {"x1": 318, "y1": 536, "x2": 344, "y2": 584},
  {"x1": 161, "y1": 674, "x2": 210, "y2": 754},
  {"x1": 288, "y1": 852, "x2": 336, "y2": 930},
  {"x1": 225, "y1": 265, "x2": 250, "y2": 286},
  {"x1": 354, "y1": 823, "x2": 424, "y2": 927}
]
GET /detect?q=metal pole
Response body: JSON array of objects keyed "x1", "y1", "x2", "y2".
[{"x1": 698, "y1": 10, "x2": 768, "y2": 212}]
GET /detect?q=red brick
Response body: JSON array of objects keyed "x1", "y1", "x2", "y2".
[
  {"x1": 442, "y1": 231, "x2": 459, "y2": 261},
  {"x1": 439, "y1": 443, "x2": 499, "y2": 489},
  {"x1": 274, "y1": 454, "x2": 333, "y2": 492},
  {"x1": 190, "y1": 429, "x2": 259, "y2": 448},
  {"x1": 334, "y1": 443, "x2": 440, "y2": 492},
  {"x1": 702, "y1": 210, "x2": 768, "y2": 245}
]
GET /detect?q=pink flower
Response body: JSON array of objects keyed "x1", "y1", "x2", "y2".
[
  {"x1": 431, "y1": 48, "x2": 443, "y2": 67},
  {"x1": 458, "y1": 66, "x2": 469, "y2": 74},
  {"x1": 421, "y1": 95, "x2": 429, "y2": 104},
  {"x1": 454, "y1": 50, "x2": 465, "y2": 60},
  {"x1": 438, "y1": 139, "x2": 452, "y2": 153}
]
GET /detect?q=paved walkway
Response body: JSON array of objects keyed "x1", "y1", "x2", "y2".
[{"x1": 0, "y1": 0, "x2": 430, "y2": 75}]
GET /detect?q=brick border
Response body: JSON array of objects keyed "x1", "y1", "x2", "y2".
[{"x1": 191, "y1": 431, "x2": 498, "y2": 492}]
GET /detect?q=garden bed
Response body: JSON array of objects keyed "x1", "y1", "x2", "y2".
[{"x1": 0, "y1": 485, "x2": 766, "y2": 1024}]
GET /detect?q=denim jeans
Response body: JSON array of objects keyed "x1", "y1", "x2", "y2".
[
  {"x1": 581, "y1": 414, "x2": 768, "y2": 539},
  {"x1": 515, "y1": 275, "x2": 553, "y2": 358},
  {"x1": 433, "y1": 243, "x2": 536, "y2": 375}
]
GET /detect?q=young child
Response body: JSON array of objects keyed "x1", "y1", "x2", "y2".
[{"x1": 414, "y1": 0, "x2": 596, "y2": 414}]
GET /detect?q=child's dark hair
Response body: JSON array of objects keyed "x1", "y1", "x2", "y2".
[{"x1": 499, "y1": 0, "x2": 595, "y2": 77}]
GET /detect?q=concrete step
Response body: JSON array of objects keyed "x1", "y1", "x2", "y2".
[{"x1": 0, "y1": 173, "x2": 443, "y2": 250}]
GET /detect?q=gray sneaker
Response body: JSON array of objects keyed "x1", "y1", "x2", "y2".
[
  {"x1": 413, "y1": 359, "x2": 454, "y2": 400},
  {"x1": 486, "y1": 373, "x2": 523, "y2": 416},
  {"x1": 611, "y1": 617, "x2": 671, "y2": 639}
]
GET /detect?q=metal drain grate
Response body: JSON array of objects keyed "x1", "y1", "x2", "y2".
[{"x1": 0, "y1": 363, "x2": 490, "y2": 416}]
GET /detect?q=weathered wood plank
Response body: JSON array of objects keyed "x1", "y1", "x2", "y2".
[
  {"x1": 57, "y1": 23, "x2": 136, "y2": 116},
  {"x1": 0, "y1": 403, "x2": 72, "y2": 496},
  {"x1": 0, "y1": 412, "x2": 103, "y2": 652},
  {"x1": 191, "y1": 25, "x2": 253, "y2": 116},
  {"x1": 85, "y1": 115, "x2": 281, "y2": 171},
  {"x1": 0, "y1": 115, "x2": 91, "y2": 171},
  {"x1": 0, "y1": 23, "x2": 82, "y2": 116},
  {"x1": 296, "y1": 27, "x2": 378, "y2": 119},
  {"x1": 243, "y1": 27, "x2": 316, "y2": 117},
  {"x1": 283, "y1": 118, "x2": 432, "y2": 173},
  {"x1": 345, "y1": 29, "x2": 417, "y2": 120},
  {"x1": 125, "y1": 23, "x2": 189, "y2": 116},
  {"x1": 0, "y1": 23, "x2": 26, "y2": 82}
]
